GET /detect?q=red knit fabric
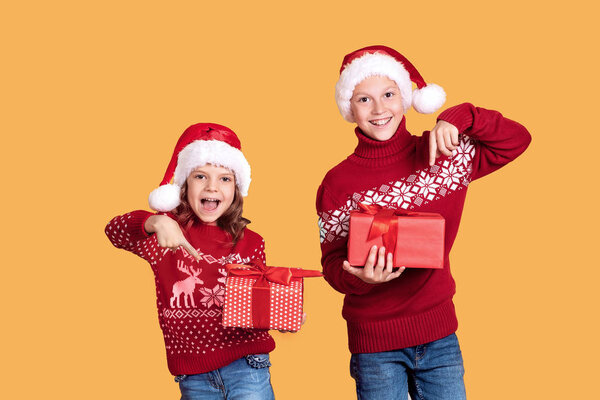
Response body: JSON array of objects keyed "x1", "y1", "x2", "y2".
[
  {"x1": 316, "y1": 103, "x2": 531, "y2": 353},
  {"x1": 105, "y1": 211, "x2": 275, "y2": 375}
]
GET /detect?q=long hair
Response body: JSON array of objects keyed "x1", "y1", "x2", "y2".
[{"x1": 172, "y1": 181, "x2": 250, "y2": 246}]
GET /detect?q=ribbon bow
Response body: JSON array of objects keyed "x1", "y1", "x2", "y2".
[
  {"x1": 357, "y1": 203, "x2": 419, "y2": 256},
  {"x1": 225, "y1": 262, "x2": 322, "y2": 329},
  {"x1": 226, "y1": 262, "x2": 294, "y2": 286}
]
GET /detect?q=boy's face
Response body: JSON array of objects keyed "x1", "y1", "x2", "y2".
[
  {"x1": 350, "y1": 75, "x2": 404, "y2": 141},
  {"x1": 186, "y1": 164, "x2": 236, "y2": 225}
]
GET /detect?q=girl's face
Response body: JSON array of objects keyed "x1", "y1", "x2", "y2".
[
  {"x1": 186, "y1": 164, "x2": 236, "y2": 225},
  {"x1": 350, "y1": 75, "x2": 405, "y2": 141}
]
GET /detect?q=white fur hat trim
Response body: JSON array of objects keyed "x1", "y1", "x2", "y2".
[{"x1": 335, "y1": 52, "x2": 412, "y2": 123}]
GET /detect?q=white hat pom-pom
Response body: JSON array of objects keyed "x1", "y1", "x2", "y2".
[
  {"x1": 412, "y1": 83, "x2": 446, "y2": 114},
  {"x1": 148, "y1": 184, "x2": 181, "y2": 212}
]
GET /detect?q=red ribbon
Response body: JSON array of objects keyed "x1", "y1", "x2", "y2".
[
  {"x1": 225, "y1": 262, "x2": 322, "y2": 329},
  {"x1": 357, "y1": 203, "x2": 420, "y2": 256}
]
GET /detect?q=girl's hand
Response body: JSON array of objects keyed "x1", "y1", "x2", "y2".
[
  {"x1": 278, "y1": 312, "x2": 307, "y2": 334},
  {"x1": 429, "y1": 120, "x2": 460, "y2": 166},
  {"x1": 342, "y1": 246, "x2": 405, "y2": 284},
  {"x1": 144, "y1": 215, "x2": 201, "y2": 261}
]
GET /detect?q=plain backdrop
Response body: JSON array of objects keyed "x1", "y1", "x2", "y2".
[{"x1": 1, "y1": 1, "x2": 598, "y2": 398}]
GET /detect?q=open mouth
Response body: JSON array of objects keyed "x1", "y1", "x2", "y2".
[
  {"x1": 369, "y1": 117, "x2": 392, "y2": 127},
  {"x1": 201, "y1": 198, "x2": 221, "y2": 211}
]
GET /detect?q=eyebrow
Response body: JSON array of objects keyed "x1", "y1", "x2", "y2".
[
  {"x1": 192, "y1": 168, "x2": 234, "y2": 177},
  {"x1": 354, "y1": 86, "x2": 399, "y2": 95}
]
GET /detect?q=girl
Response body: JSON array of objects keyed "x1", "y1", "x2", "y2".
[{"x1": 106, "y1": 123, "x2": 277, "y2": 399}]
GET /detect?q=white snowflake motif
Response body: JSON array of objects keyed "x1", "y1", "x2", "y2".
[
  {"x1": 199, "y1": 285, "x2": 225, "y2": 308},
  {"x1": 219, "y1": 253, "x2": 243, "y2": 266},
  {"x1": 388, "y1": 183, "x2": 417, "y2": 209},
  {"x1": 438, "y1": 162, "x2": 462, "y2": 190},
  {"x1": 327, "y1": 210, "x2": 350, "y2": 237},
  {"x1": 361, "y1": 190, "x2": 387, "y2": 206},
  {"x1": 416, "y1": 172, "x2": 440, "y2": 199},
  {"x1": 453, "y1": 138, "x2": 475, "y2": 168}
]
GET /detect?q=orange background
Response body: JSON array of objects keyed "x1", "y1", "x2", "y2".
[{"x1": 1, "y1": 1, "x2": 598, "y2": 398}]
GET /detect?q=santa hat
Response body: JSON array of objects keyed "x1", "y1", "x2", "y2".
[
  {"x1": 148, "y1": 123, "x2": 251, "y2": 212},
  {"x1": 335, "y1": 45, "x2": 446, "y2": 122}
]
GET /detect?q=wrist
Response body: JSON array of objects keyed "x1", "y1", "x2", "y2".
[{"x1": 437, "y1": 103, "x2": 474, "y2": 134}]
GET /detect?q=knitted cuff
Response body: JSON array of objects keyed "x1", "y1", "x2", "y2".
[
  {"x1": 128, "y1": 210, "x2": 155, "y2": 241},
  {"x1": 437, "y1": 102, "x2": 474, "y2": 134}
]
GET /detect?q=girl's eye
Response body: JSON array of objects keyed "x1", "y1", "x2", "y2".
[
  {"x1": 194, "y1": 174, "x2": 206, "y2": 179},
  {"x1": 221, "y1": 176, "x2": 232, "y2": 182}
]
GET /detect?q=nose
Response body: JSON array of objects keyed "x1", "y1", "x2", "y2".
[
  {"x1": 205, "y1": 177, "x2": 218, "y2": 191},
  {"x1": 372, "y1": 99, "x2": 384, "y2": 114}
]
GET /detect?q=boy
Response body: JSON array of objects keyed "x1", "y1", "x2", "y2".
[{"x1": 316, "y1": 45, "x2": 531, "y2": 399}]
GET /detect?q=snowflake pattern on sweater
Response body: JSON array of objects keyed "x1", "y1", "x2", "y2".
[{"x1": 318, "y1": 135, "x2": 476, "y2": 244}]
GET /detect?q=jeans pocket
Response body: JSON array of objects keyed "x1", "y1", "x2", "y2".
[{"x1": 245, "y1": 354, "x2": 271, "y2": 369}]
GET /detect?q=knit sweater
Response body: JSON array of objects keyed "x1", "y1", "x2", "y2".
[
  {"x1": 105, "y1": 211, "x2": 275, "y2": 375},
  {"x1": 316, "y1": 103, "x2": 531, "y2": 354}
]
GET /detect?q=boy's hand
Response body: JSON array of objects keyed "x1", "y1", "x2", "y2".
[
  {"x1": 278, "y1": 312, "x2": 307, "y2": 333},
  {"x1": 342, "y1": 246, "x2": 406, "y2": 284},
  {"x1": 429, "y1": 120, "x2": 460, "y2": 166},
  {"x1": 144, "y1": 215, "x2": 201, "y2": 261}
]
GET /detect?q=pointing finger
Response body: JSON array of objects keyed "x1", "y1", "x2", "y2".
[
  {"x1": 181, "y1": 238, "x2": 201, "y2": 261},
  {"x1": 429, "y1": 131, "x2": 437, "y2": 166}
]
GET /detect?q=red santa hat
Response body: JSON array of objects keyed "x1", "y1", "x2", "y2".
[
  {"x1": 148, "y1": 123, "x2": 251, "y2": 212},
  {"x1": 335, "y1": 45, "x2": 446, "y2": 122}
]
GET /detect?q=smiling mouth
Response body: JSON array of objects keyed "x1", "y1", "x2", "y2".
[
  {"x1": 201, "y1": 198, "x2": 221, "y2": 211},
  {"x1": 369, "y1": 117, "x2": 392, "y2": 126}
]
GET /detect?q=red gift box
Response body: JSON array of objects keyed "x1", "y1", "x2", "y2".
[
  {"x1": 348, "y1": 203, "x2": 445, "y2": 269},
  {"x1": 222, "y1": 263, "x2": 322, "y2": 331}
]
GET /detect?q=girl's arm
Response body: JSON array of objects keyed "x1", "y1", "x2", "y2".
[
  {"x1": 105, "y1": 210, "x2": 156, "y2": 261},
  {"x1": 144, "y1": 214, "x2": 200, "y2": 260},
  {"x1": 106, "y1": 211, "x2": 200, "y2": 262}
]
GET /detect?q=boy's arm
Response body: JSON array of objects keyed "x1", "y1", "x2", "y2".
[
  {"x1": 436, "y1": 102, "x2": 532, "y2": 180},
  {"x1": 105, "y1": 210, "x2": 159, "y2": 262},
  {"x1": 316, "y1": 184, "x2": 374, "y2": 295}
]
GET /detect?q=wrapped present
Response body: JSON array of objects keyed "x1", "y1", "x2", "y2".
[
  {"x1": 348, "y1": 203, "x2": 445, "y2": 269},
  {"x1": 222, "y1": 262, "x2": 322, "y2": 331}
]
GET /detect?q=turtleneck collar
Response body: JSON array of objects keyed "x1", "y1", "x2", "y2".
[{"x1": 349, "y1": 117, "x2": 413, "y2": 166}]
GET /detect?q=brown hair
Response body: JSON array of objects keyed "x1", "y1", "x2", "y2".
[{"x1": 172, "y1": 181, "x2": 250, "y2": 246}]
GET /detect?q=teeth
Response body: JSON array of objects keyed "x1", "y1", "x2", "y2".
[{"x1": 370, "y1": 117, "x2": 391, "y2": 126}]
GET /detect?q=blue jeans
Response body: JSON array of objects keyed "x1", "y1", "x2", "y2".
[
  {"x1": 350, "y1": 334, "x2": 466, "y2": 400},
  {"x1": 176, "y1": 354, "x2": 274, "y2": 400}
]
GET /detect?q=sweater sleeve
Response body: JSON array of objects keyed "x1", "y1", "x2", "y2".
[
  {"x1": 105, "y1": 210, "x2": 157, "y2": 262},
  {"x1": 316, "y1": 183, "x2": 374, "y2": 295},
  {"x1": 437, "y1": 103, "x2": 532, "y2": 181}
]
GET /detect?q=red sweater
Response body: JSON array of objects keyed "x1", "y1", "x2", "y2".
[
  {"x1": 316, "y1": 103, "x2": 531, "y2": 353},
  {"x1": 105, "y1": 211, "x2": 275, "y2": 375}
]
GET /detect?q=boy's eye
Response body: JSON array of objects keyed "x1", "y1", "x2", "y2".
[
  {"x1": 194, "y1": 174, "x2": 206, "y2": 179},
  {"x1": 384, "y1": 92, "x2": 394, "y2": 98},
  {"x1": 358, "y1": 97, "x2": 369, "y2": 103}
]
